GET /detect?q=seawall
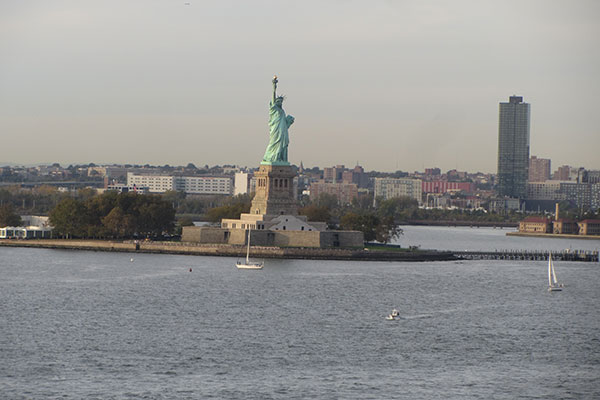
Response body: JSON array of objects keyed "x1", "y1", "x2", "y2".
[
  {"x1": 506, "y1": 232, "x2": 600, "y2": 240},
  {"x1": 0, "y1": 239, "x2": 457, "y2": 262}
]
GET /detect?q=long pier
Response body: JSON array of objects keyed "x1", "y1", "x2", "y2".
[{"x1": 454, "y1": 249, "x2": 599, "y2": 262}]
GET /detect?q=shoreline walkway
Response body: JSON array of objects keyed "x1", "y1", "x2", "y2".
[
  {"x1": 2, "y1": 240, "x2": 598, "y2": 262},
  {"x1": 0, "y1": 239, "x2": 456, "y2": 262}
]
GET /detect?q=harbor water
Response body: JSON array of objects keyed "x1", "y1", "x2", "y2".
[{"x1": 1, "y1": 227, "x2": 599, "y2": 399}]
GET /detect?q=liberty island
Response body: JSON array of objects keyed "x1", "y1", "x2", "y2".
[{"x1": 182, "y1": 77, "x2": 365, "y2": 249}]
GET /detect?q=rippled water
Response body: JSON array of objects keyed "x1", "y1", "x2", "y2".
[
  {"x1": 1, "y1": 228, "x2": 600, "y2": 399},
  {"x1": 398, "y1": 225, "x2": 600, "y2": 252}
]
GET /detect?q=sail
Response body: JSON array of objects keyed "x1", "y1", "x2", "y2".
[
  {"x1": 548, "y1": 253, "x2": 553, "y2": 286},
  {"x1": 551, "y1": 258, "x2": 558, "y2": 284}
]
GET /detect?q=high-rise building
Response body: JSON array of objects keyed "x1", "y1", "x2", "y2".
[
  {"x1": 552, "y1": 165, "x2": 571, "y2": 181},
  {"x1": 497, "y1": 95, "x2": 530, "y2": 198},
  {"x1": 528, "y1": 156, "x2": 551, "y2": 182}
]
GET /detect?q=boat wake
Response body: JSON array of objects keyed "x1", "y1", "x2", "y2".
[{"x1": 398, "y1": 314, "x2": 434, "y2": 320}]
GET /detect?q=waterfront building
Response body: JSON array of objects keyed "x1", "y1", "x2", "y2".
[
  {"x1": 529, "y1": 156, "x2": 551, "y2": 182},
  {"x1": 577, "y1": 219, "x2": 600, "y2": 236},
  {"x1": 1, "y1": 215, "x2": 53, "y2": 239},
  {"x1": 497, "y1": 95, "x2": 530, "y2": 198},
  {"x1": 553, "y1": 219, "x2": 579, "y2": 235},
  {"x1": 374, "y1": 177, "x2": 422, "y2": 204},
  {"x1": 0, "y1": 226, "x2": 53, "y2": 239},
  {"x1": 519, "y1": 216, "x2": 551, "y2": 233}
]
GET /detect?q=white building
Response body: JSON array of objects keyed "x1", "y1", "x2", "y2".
[
  {"x1": 100, "y1": 184, "x2": 149, "y2": 194},
  {"x1": 178, "y1": 175, "x2": 233, "y2": 195},
  {"x1": 127, "y1": 173, "x2": 175, "y2": 193},
  {"x1": 374, "y1": 178, "x2": 422, "y2": 204},
  {"x1": 127, "y1": 173, "x2": 233, "y2": 195},
  {"x1": 0, "y1": 226, "x2": 53, "y2": 239},
  {"x1": 1, "y1": 215, "x2": 53, "y2": 239},
  {"x1": 234, "y1": 172, "x2": 254, "y2": 195}
]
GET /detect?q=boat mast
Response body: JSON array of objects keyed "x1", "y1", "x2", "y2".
[
  {"x1": 246, "y1": 229, "x2": 251, "y2": 263},
  {"x1": 548, "y1": 253, "x2": 553, "y2": 286}
]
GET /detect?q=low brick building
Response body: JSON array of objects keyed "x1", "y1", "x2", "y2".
[
  {"x1": 519, "y1": 216, "x2": 552, "y2": 233},
  {"x1": 577, "y1": 219, "x2": 600, "y2": 236},
  {"x1": 553, "y1": 219, "x2": 579, "y2": 235}
]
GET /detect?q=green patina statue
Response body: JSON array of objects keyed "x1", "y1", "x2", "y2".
[{"x1": 261, "y1": 76, "x2": 294, "y2": 165}]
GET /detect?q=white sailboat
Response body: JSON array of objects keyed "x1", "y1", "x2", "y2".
[
  {"x1": 547, "y1": 253, "x2": 562, "y2": 291},
  {"x1": 236, "y1": 229, "x2": 263, "y2": 270}
]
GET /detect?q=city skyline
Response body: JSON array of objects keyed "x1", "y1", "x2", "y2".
[{"x1": 1, "y1": 1, "x2": 599, "y2": 172}]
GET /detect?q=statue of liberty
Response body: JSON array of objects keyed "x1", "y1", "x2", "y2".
[{"x1": 262, "y1": 76, "x2": 294, "y2": 165}]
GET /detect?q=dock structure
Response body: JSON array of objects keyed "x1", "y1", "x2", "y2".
[{"x1": 454, "y1": 249, "x2": 599, "y2": 262}]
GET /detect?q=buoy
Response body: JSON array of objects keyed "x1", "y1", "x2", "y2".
[
  {"x1": 130, "y1": 258, "x2": 134, "y2": 262},
  {"x1": 189, "y1": 268, "x2": 192, "y2": 272}
]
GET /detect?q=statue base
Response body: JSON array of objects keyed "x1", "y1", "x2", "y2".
[{"x1": 250, "y1": 164, "x2": 298, "y2": 216}]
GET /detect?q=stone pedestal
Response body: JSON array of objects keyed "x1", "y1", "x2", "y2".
[{"x1": 250, "y1": 164, "x2": 298, "y2": 216}]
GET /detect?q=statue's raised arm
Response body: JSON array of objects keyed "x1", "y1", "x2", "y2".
[{"x1": 272, "y1": 75, "x2": 278, "y2": 105}]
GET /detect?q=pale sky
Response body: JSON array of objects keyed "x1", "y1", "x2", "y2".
[{"x1": 1, "y1": 0, "x2": 599, "y2": 173}]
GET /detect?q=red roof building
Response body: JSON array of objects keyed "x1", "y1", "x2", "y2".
[{"x1": 519, "y1": 216, "x2": 552, "y2": 233}]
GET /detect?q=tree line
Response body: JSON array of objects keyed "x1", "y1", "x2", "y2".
[{"x1": 49, "y1": 191, "x2": 175, "y2": 239}]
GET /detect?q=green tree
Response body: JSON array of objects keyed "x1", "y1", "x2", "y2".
[
  {"x1": 377, "y1": 196, "x2": 418, "y2": 219},
  {"x1": 206, "y1": 194, "x2": 252, "y2": 223},
  {"x1": 48, "y1": 192, "x2": 176, "y2": 239},
  {"x1": 340, "y1": 211, "x2": 402, "y2": 244},
  {"x1": 375, "y1": 215, "x2": 403, "y2": 244},
  {"x1": 0, "y1": 204, "x2": 22, "y2": 227},
  {"x1": 49, "y1": 198, "x2": 88, "y2": 238},
  {"x1": 314, "y1": 193, "x2": 339, "y2": 209},
  {"x1": 102, "y1": 207, "x2": 135, "y2": 237},
  {"x1": 298, "y1": 204, "x2": 331, "y2": 223},
  {"x1": 340, "y1": 212, "x2": 379, "y2": 242},
  {"x1": 175, "y1": 216, "x2": 195, "y2": 235},
  {"x1": 135, "y1": 196, "x2": 176, "y2": 236}
]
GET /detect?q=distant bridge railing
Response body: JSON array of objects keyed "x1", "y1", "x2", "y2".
[{"x1": 453, "y1": 249, "x2": 599, "y2": 262}]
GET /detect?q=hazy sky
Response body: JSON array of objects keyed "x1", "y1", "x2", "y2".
[{"x1": 1, "y1": 0, "x2": 599, "y2": 173}]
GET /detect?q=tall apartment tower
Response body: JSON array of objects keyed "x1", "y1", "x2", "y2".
[
  {"x1": 529, "y1": 156, "x2": 551, "y2": 182},
  {"x1": 497, "y1": 95, "x2": 530, "y2": 198}
]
